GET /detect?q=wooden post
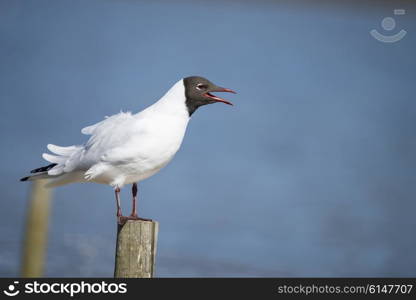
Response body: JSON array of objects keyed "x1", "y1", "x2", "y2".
[
  {"x1": 114, "y1": 220, "x2": 159, "y2": 278},
  {"x1": 21, "y1": 180, "x2": 52, "y2": 277}
]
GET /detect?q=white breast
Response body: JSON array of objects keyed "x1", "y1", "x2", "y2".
[{"x1": 85, "y1": 79, "x2": 191, "y2": 187}]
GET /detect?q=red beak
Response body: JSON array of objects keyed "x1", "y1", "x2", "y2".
[{"x1": 204, "y1": 87, "x2": 237, "y2": 106}]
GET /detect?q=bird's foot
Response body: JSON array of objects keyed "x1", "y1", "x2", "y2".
[
  {"x1": 128, "y1": 213, "x2": 153, "y2": 222},
  {"x1": 118, "y1": 214, "x2": 153, "y2": 225}
]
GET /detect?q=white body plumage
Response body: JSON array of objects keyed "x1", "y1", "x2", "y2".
[{"x1": 41, "y1": 80, "x2": 190, "y2": 188}]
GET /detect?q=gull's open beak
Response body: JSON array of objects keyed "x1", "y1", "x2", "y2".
[{"x1": 204, "y1": 87, "x2": 237, "y2": 106}]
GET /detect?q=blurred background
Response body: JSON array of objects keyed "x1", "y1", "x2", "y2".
[{"x1": 1, "y1": 0, "x2": 415, "y2": 277}]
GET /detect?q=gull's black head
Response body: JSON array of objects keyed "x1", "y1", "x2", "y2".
[{"x1": 183, "y1": 76, "x2": 236, "y2": 116}]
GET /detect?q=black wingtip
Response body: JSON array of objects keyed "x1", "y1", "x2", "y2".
[
  {"x1": 20, "y1": 176, "x2": 30, "y2": 182},
  {"x1": 30, "y1": 163, "x2": 57, "y2": 174}
]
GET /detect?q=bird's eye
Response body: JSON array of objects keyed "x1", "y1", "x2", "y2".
[{"x1": 196, "y1": 84, "x2": 207, "y2": 90}]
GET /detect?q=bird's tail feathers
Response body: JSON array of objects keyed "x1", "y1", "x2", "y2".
[
  {"x1": 20, "y1": 144, "x2": 83, "y2": 185},
  {"x1": 42, "y1": 144, "x2": 82, "y2": 176}
]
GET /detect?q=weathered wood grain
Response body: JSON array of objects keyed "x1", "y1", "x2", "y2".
[{"x1": 114, "y1": 219, "x2": 159, "y2": 278}]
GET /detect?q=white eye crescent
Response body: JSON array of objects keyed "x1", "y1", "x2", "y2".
[{"x1": 196, "y1": 83, "x2": 207, "y2": 90}]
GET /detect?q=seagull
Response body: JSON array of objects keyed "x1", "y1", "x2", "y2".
[{"x1": 20, "y1": 76, "x2": 236, "y2": 223}]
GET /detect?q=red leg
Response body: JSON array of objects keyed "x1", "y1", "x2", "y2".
[
  {"x1": 130, "y1": 183, "x2": 138, "y2": 218},
  {"x1": 115, "y1": 187, "x2": 122, "y2": 219},
  {"x1": 118, "y1": 183, "x2": 152, "y2": 223}
]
